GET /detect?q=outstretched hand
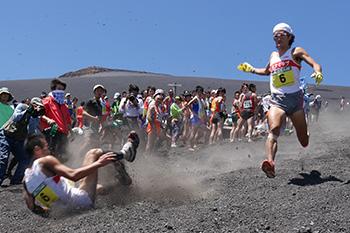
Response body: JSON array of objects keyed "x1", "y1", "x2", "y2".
[
  {"x1": 311, "y1": 72, "x2": 323, "y2": 85},
  {"x1": 237, "y1": 62, "x2": 254, "y2": 73},
  {"x1": 97, "y1": 152, "x2": 118, "y2": 167}
]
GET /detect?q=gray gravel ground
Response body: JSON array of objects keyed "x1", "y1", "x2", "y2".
[{"x1": 0, "y1": 111, "x2": 349, "y2": 233}]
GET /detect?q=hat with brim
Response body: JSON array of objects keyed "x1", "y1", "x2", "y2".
[
  {"x1": 30, "y1": 97, "x2": 44, "y2": 107},
  {"x1": 93, "y1": 84, "x2": 105, "y2": 92},
  {"x1": 0, "y1": 87, "x2": 14, "y2": 102},
  {"x1": 114, "y1": 92, "x2": 121, "y2": 99},
  {"x1": 175, "y1": 96, "x2": 182, "y2": 101},
  {"x1": 153, "y1": 89, "x2": 164, "y2": 99}
]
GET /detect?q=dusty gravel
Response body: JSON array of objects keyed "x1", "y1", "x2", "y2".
[{"x1": 0, "y1": 110, "x2": 349, "y2": 233}]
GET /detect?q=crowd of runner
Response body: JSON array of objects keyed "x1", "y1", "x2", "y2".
[{"x1": 0, "y1": 80, "x2": 330, "y2": 185}]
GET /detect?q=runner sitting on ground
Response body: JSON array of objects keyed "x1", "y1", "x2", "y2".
[
  {"x1": 23, "y1": 131, "x2": 139, "y2": 215},
  {"x1": 238, "y1": 22, "x2": 323, "y2": 178}
]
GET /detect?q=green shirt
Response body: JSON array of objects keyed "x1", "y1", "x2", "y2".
[
  {"x1": 170, "y1": 103, "x2": 183, "y2": 122},
  {"x1": 0, "y1": 102, "x2": 14, "y2": 128}
]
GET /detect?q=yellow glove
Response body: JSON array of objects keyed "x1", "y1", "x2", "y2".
[
  {"x1": 237, "y1": 62, "x2": 254, "y2": 73},
  {"x1": 310, "y1": 72, "x2": 323, "y2": 84}
]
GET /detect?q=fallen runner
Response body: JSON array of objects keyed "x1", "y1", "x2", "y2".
[{"x1": 23, "y1": 131, "x2": 139, "y2": 215}]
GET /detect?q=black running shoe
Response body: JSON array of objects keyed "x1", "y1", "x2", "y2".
[
  {"x1": 122, "y1": 131, "x2": 139, "y2": 162},
  {"x1": 114, "y1": 161, "x2": 132, "y2": 185},
  {"x1": 128, "y1": 131, "x2": 139, "y2": 147}
]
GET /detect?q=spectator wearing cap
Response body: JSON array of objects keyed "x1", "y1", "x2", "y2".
[
  {"x1": 0, "y1": 97, "x2": 46, "y2": 185},
  {"x1": 0, "y1": 87, "x2": 15, "y2": 128},
  {"x1": 79, "y1": 84, "x2": 104, "y2": 154},
  {"x1": 119, "y1": 84, "x2": 144, "y2": 138},
  {"x1": 64, "y1": 93, "x2": 73, "y2": 116},
  {"x1": 170, "y1": 96, "x2": 188, "y2": 147},
  {"x1": 111, "y1": 92, "x2": 122, "y2": 120},
  {"x1": 146, "y1": 89, "x2": 171, "y2": 153},
  {"x1": 40, "y1": 78, "x2": 72, "y2": 160},
  {"x1": 100, "y1": 90, "x2": 124, "y2": 149}
]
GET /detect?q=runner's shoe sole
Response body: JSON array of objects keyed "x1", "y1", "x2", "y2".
[
  {"x1": 114, "y1": 161, "x2": 132, "y2": 185},
  {"x1": 123, "y1": 131, "x2": 140, "y2": 162},
  {"x1": 261, "y1": 160, "x2": 275, "y2": 178},
  {"x1": 128, "y1": 131, "x2": 139, "y2": 147}
]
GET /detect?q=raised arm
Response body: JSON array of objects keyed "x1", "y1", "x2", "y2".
[
  {"x1": 42, "y1": 154, "x2": 115, "y2": 182},
  {"x1": 237, "y1": 53, "x2": 274, "y2": 76}
]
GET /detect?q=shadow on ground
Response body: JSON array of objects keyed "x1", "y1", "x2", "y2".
[{"x1": 288, "y1": 170, "x2": 343, "y2": 186}]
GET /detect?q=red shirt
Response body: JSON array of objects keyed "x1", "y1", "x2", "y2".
[
  {"x1": 77, "y1": 106, "x2": 84, "y2": 119},
  {"x1": 106, "y1": 101, "x2": 111, "y2": 115},
  {"x1": 40, "y1": 96, "x2": 72, "y2": 135}
]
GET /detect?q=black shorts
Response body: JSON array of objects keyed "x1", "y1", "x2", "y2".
[
  {"x1": 241, "y1": 110, "x2": 254, "y2": 120},
  {"x1": 231, "y1": 113, "x2": 240, "y2": 123},
  {"x1": 211, "y1": 112, "x2": 224, "y2": 124}
]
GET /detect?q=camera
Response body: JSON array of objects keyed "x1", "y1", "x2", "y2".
[
  {"x1": 27, "y1": 105, "x2": 46, "y2": 118},
  {"x1": 38, "y1": 106, "x2": 46, "y2": 116},
  {"x1": 129, "y1": 93, "x2": 135, "y2": 102}
]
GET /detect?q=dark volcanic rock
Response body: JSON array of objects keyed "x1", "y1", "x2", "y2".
[
  {"x1": 57, "y1": 66, "x2": 155, "y2": 79},
  {"x1": 0, "y1": 110, "x2": 349, "y2": 232}
]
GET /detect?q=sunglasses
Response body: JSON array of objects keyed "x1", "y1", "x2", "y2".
[{"x1": 273, "y1": 33, "x2": 289, "y2": 39}]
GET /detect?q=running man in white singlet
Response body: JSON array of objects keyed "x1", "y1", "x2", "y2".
[{"x1": 238, "y1": 23, "x2": 323, "y2": 178}]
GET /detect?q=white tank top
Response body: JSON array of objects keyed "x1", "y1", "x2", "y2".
[
  {"x1": 269, "y1": 47, "x2": 302, "y2": 94},
  {"x1": 25, "y1": 159, "x2": 92, "y2": 208}
]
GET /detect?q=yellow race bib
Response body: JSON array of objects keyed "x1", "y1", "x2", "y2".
[
  {"x1": 272, "y1": 66, "x2": 295, "y2": 89},
  {"x1": 32, "y1": 182, "x2": 59, "y2": 207}
]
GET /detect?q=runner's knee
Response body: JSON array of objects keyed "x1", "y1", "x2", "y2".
[
  {"x1": 269, "y1": 125, "x2": 281, "y2": 137},
  {"x1": 268, "y1": 132, "x2": 278, "y2": 142},
  {"x1": 86, "y1": 148, "x2": 103, "y2": 160}
]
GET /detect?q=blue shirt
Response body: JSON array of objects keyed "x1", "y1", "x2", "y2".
[{"x1": 12, "y1": 104, "x2": 41, "y2": 133}]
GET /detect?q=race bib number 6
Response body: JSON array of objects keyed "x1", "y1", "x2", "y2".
[
  {"x1": 272, "y1": 66, "x2": 295, "y2": 89},
  {"x1": 32, "y1": 182, "x2": 59, "y2": 207}
]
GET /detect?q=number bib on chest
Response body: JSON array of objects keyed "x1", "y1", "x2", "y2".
[
  {"x1": 243, "y1": 100, "x2": 252, "y2": 109},
  {"x1": 32, "y1": 182, "x2": 59, "y2": 207},
  {"x1": 102, "y1": 106, "x2": 107, "y2": 115},
  {"x1": 272, "y1": 66, "x2": 295, "y2": 89}
]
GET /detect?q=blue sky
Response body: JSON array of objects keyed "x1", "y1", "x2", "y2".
[{"x1": 0, "y1": 1, "x2": 348, "y2": 86}]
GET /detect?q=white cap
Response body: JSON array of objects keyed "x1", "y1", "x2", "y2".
[
  {"x1": 153, "y1": 89, "x2": 164, "y2": 98},
  {"x1": 273, "y1": 23, "x2": 293, "y2": 35},
  {"x1": 65, "y1": 93, "x2": 71, "y2": 97},
  {"x1": 93, "y1": 84, "x2": 105, "y2": 92},
  {"x1": 114, "y1": 92, "x2": 121, "y2": 99}
]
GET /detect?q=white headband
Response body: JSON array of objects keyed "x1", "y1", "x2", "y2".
[{"x1": 273, "y1": 23, "x2": 293, "y2": 35}]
